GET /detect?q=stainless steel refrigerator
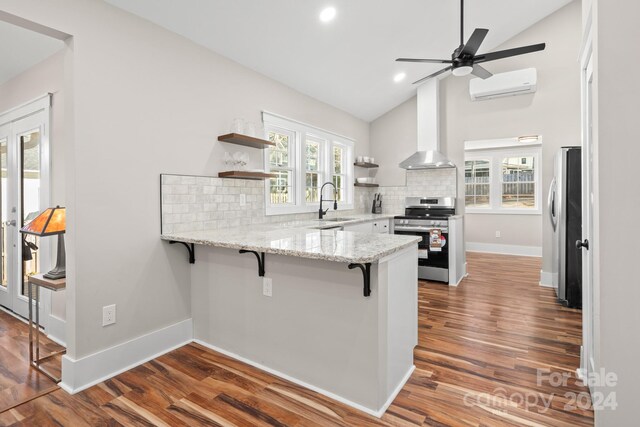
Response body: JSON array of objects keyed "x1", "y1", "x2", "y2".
[{"x1": 548, "y1": 147, "x2": 582, "y2": 308}]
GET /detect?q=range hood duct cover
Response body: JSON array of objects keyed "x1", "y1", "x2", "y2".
[{"x1": 399, "y1": 79, "x2": 455, "y2": 170}]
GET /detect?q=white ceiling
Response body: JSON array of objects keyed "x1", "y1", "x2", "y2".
[
  {"x1": 104, "y1": 0, "x2": 572, "y2": 122},
  {"x1": 0, "y1": 21, "x2": 64, "y2": 87}
]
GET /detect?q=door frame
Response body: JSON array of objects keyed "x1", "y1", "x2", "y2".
[
  {"x1": 579, "y1": 22, "x2": 596, "y2": 392},
  {"x1": 0, "y1": 94, "x2": 52, "y2": 325}
]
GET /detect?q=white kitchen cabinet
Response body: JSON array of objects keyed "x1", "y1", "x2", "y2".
[
  {"x1": 343, "y1": 221, "x2": 374, "y2": 233},
  {"x1": 343, "y1": 219, "x2": 390, "y2": 234},
  {"x1": 372, "y1": 219, "x2": 390, "y2": 234}
]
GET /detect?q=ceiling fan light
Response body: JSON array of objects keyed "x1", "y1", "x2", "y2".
[{"x1": 452, "y1": 65, "x2": 473, "y2": 77}]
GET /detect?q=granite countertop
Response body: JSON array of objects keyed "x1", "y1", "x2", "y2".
[
  {"x1": 161, "y1": 214, "x2": 420, "y2": 264},
  {"x1": 264, "y1": 213, "x2": 397, "y2": 229}
]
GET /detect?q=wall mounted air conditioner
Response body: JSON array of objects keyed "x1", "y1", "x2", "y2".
[{"x1": 469, "y1": 68, "x2": 537, "y2": 101}]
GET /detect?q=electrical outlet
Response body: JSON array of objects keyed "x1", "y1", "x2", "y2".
[
  {"x1": 240, "y1": 193, "x2": 246, "y2": 206},
  {"x1": 263, "y1": 277, "x2": 272, "y2": 297},
  {"x1": 103, "y1": 304, "x2": 116, "y2": 326},
  {"x1": 495, "y1": 231, "x2": 501, "y2": 238}
]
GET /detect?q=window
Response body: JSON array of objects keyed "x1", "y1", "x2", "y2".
[
  {"x1": 501, "y1": 156, "x2": 536, "y2": 208},
  {"x1": 268, "y1": 128, "x2": 295, "y2": 205},
  {"x1": 465, "y1": 159, "x2": 491, "y2": 208},
  {"x1": 464, "y1": 137, "x2": 542, "y2": 214},
  {"x1": 305, "y1": 136, "x2": 323, "y2": 203},
  {"x1": 332, "y1": 144, "x2": 347, "y2": 202},
  {"x1": 263, "y1": 112, "x2": 354, "y2": 215}
]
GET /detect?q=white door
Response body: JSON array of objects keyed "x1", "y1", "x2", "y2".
[
  {"x1": 579, "y1": 53, "x2": 596, "y2": 389},
  {"x1": 0, "y1": 97, "x2": 51, "y2": 321}
]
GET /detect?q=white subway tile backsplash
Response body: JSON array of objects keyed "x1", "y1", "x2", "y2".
[
  {"x1": 160, "y1": 169, "x2": 456, "y2": 233},
  {"x1": 162, "y1": 175, "x2": 182, "y2": 185}
]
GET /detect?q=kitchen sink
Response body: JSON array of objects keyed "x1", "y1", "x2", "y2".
[{"x1": 321, "y1": 217, "x2": 355, "y2": 222}]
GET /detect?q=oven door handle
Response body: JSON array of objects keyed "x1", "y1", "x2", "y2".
[{"x1": 394, "y1": 226, "x2": 449, "y2": 233}]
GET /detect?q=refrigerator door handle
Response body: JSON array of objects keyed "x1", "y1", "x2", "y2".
[{"x1": 548, "y1": 177, "x2": 557, "y2": 230}]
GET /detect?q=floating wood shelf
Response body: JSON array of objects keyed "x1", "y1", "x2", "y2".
[
  {"x1": 219, "y1": 171, "x2": 275, "y2": 180},
  {"x1": 218, "y1": 133, "x2": 275, "y2": 149},
  {"x1": 354, "y1": 162, "x2": 379, "y2": 169},
  {"x1": 354, "y1": 183, "x2": 379, "y2": 188}
]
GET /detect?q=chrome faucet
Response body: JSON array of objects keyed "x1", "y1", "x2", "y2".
[{"x1": 319, "y1": 181, "x2": 338, "y2": 220}]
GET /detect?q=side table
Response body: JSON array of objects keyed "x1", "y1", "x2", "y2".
[{"x1": 27, "y1": 273, "x2": 66, "y2": 383}]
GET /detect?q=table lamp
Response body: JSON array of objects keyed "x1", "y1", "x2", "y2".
[{"x1": 20, "y1": 206, "x2": 66, "y2": 279}]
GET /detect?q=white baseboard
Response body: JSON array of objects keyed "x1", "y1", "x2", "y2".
[
  {"x1": 60, "y1": 318, "x2": 193, "y2": 394},
  {"x1": 55, "y1": 319, "x2": 411, "y2": 417},
  {"x1": 47, "y1": 314, "x2": 66, "y2": 347},
  {"x1": 466, "y1": 242, "x2": 542, "y2": 257},
  {"x1": 539, "y1": 270, "x2": 557, "y2": 288},
  {"x1": 194, "y1": 339, "x2": 412, "y2": 418}
]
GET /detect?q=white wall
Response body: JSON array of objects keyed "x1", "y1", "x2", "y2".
[
  {"x1": 369, "y1": 96, "x2": 416, "y2": 186},
  {"x1": 0, "y1": 50, "x2": 66, "y2": 320},
  {"x1": 443, "y1": 0, "x2": 580, "y2": 267},
  {"x1": 369, "y1": 1, "x2": 581, "y2": 266},
  {"x1": 0, "y1": 0, "x2": 369, "y2": 361},
  {"x1": 591, "y1": 1, "x2": 640, "y2": 424}
]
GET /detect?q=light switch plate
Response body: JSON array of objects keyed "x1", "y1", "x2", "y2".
[{"x1": 495, "y1": 231, "x2": 501, "y2": 238}]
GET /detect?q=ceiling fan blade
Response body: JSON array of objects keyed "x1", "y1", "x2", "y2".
[
  {"x1": 474, "y1": 43, "x2": 546, "y2": 63},
  {"x1": 412, "y1": 66, "x2": 453, "y2": 85},
  {"x1": 460, "y1": 28, "x2": 489, "y2": 57},
  {"x1": 471, "y1": 64, "x2": 492, "y2": 79},
  {"x1": 396, "y1": 58, "x2": 453, "y2": 64}
]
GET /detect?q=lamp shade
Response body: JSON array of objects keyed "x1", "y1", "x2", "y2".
[{"x1": 20, "y1": 206, "x2": 65, "y2": 236}]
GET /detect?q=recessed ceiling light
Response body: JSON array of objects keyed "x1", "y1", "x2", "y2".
[
  {"x1": 319, "y1": 7, "x2": 337, "y2": 23},
  {"x1": 394, "y1": 72, "x2": 407, "y2": 83}
]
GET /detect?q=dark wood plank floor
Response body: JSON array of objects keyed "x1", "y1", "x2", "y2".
[
  {"x1": 0, "y1": 253, "x2": 593, "y2": 426},
  {"x1": 0, "y1": 309, "x2": 61, "y2": 414}
]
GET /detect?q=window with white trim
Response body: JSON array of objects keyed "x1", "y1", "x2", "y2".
[
  {"x1": 263, "y1": 113, "x2": 354, "y2": 215},
  {"x1": 465, "y1": 159, "x2": 491, "y2": 208},
  {"x1": 332, "y1": 144, "x2": 348, "y2": 202},
  {"x1": 464, "y1": 137, "x2": 542, "y2": 214},
  {"x1": 267, "y1": 127, "x2": 295, "y2": 205},
  {"x1": 500, "y1": 156, "x2": 536, "y2": 208},
  {"x1": 305, "y1": 135, "x2": 323, "y2": 203}
]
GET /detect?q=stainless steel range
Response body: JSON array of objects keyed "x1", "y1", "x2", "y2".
[{"x1": 393, "y1": 197, "x2": 456, "y2": 282}]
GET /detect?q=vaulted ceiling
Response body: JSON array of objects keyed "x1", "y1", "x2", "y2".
[{"x1": 104, "y1": 0, "x2": 573, "y2": 121}]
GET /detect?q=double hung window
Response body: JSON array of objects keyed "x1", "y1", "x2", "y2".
[
  {"x1": 464, "y1": 137, "x2": 542, "y2": 214},
  {"x1": 263, "y1": 113, "x2": 354, "y2": 215}
]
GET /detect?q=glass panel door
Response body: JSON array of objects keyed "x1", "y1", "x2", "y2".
[
  {"x1": 21, "y1": 129, "x2": 42, "y2": 302},
  {"x1": 0, "y1": 106, "x2": 50, "y2": 321}
]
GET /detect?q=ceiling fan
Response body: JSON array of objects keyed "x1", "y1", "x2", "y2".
[{"x1": 396, "y1": 0, "x2": 546, "y2": 85}]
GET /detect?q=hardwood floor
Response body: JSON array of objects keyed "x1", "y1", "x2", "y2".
[
  {"x1": 0, "y1": 253, "x2": 593, "y2": 426},
  {"x1": 0, "y1": 309, "x2": 62, "y2": 414}
]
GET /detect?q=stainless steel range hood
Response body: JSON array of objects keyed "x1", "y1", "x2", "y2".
[
  {"x1": 399, "y1": 79, "x2": 455, "y2": 170},
  {"x1": 399, "y1": 150, "x2": 455, "y2": 169}
]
